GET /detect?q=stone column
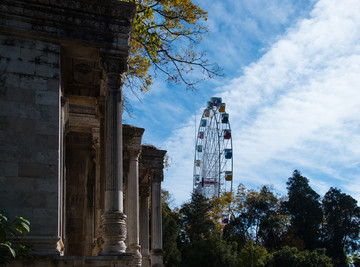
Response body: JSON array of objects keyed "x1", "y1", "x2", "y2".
[
  {"x1": 100, "y1": 53, "x2": 128, "y2": 255},
  {"x1": 140, "y1": 185, "x2": 150, "y2": 267},
  {"x1": 91, "y1": 127, "x2": 102, "y2": 256},
  {"x1": 126, "y1": 146, "x2": 142, "y2": 266},
  {"x1": 151, "y1": 170, "x2": 164, "y2": 267}
]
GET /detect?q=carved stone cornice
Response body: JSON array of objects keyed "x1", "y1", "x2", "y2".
[
  {"x1": 140, "y1": 146, "x2": 167, "y2": 173},
  {"x1": 123, "y1": 125, "x2": 145, "y2": 147},
  {"x1": 0, "y1": 0, "x2": 136, "y2": 51}
]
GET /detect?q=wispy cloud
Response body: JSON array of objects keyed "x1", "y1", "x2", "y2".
[
  {"x1": 198, "y1": 0, "x2": 315, "y2": 74},
  {"x1": 161, "y1": 0, "x2": 360, "y2": 206},
  {"x1": 220, "y1": 0, "x2": 360, "y2": 197}
]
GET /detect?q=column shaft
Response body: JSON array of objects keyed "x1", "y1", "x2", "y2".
[
  {"x1": 127, "y1": 147, "x2": 142, "y2": 266},
  {"x1": 140, "y1": 186, "x2": 150, "y2": 267},
  {"x1": 151, "y1": 173, "x2": 163, "y2": 267},
  {"x1": 101, "y1": 73, "x2": 127, "y2": 255}
]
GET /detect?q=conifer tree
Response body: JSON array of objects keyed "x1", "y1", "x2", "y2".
[{"x1": 283, "y1": 170, "x2": 322, "y2": 250}]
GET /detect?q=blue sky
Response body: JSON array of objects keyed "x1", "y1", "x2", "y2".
[{"x1": 124, "y1": 0, "x2": 360, "y2": 207}]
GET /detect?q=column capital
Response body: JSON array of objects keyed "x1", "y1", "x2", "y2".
[
  {"x1": 100, "y1": 50, "x2": 128, "y2": 75},
  {"x1": 127, "y1": 145, "x2": 142, "y2": 159},
  {"x1": 103, "y1": 73, "x2": 126, "y2": 94}
]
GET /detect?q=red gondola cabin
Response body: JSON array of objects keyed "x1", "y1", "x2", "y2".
[{"x1": 224, "y1": 129, "x2": 231, "y2": 139}]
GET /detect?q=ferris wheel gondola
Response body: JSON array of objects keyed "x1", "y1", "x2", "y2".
[{"x1": 193, "y1": 97, "x2": 233, "y2": 199}]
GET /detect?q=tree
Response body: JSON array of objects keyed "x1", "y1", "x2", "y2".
[
  {"x1": 162, "y1": 190, "x2": 181, "y2": 267},
  {"x1": 266, "y1": 246, "x2": 332, "y2": 267},
  {"x1": 180, "y1": 239, "x2": 238, "y2": 267},
  {"x1": 237, "y1": 240, "x2": 268, "y2": 267},
  {"x1": 179, "y1": 192, "x2": 218, "y2": 242},
  {"x1": 123, "y1": 0, "x2": 222, "y2": 92},
  {"x1": 209, "y1": 192, "x2": 234, "y2": 233},
  {"x1": 223, "y1": 215, "x2": 248, "y2": 251},
  {"x1": 223, "y1": 184, "x2": 288, "y2": 251},
  {"x1": 321, "y1": 187, "x2": 360, "y2": 266},
  {"x1": 256, "y1": 186, "x2": 288, "y2": 251},
  {"x1": 283, "y1": 170, "x2": 323, "y2": 250}
]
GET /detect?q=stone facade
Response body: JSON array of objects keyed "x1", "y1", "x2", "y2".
[
  {"x1": 0, "y1": 1, "x2": 166, "y2": 266},
  {"x1": 0, "y1": 26, "x2": 62, "y2": 257}
]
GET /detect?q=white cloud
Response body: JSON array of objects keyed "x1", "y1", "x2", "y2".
[
  {"x1": 162, "y1": 119, "x2": 196, "y2": 206},
  {"x1": 162, "y1": 0, "x2": 360, "y2": 205}
]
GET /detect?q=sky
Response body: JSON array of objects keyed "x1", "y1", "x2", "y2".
[{"x1": 124, "y1": 0, "x2": 360, "y2": 207}]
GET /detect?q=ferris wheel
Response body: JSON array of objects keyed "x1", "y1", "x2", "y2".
[{"x1": 193, "y1": 97, "x2": 233, "y2": 199}]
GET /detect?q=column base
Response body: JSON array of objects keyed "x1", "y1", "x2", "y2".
[
  {"x1": 151, "y1": 249, "x2": 163, "y2": 267},
  {"x1": 100, "y1": 212, "x2": 127, "y2": 255},
  {"x1": 128, "y1": 244, "x2": 142, "y2": 266},
  {"x1": 11, "y1": 235, "x2": 61, "y2": 256},
  {"x1": 141, "y1": 250, "x2": 150, "y2": 267}
]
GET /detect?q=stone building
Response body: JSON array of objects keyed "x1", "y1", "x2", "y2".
[{"x1": 0, "y1": 1, "x2": 165, "y2": 266}]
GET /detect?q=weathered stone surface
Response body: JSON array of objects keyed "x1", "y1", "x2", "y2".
[
  {"x1": 19, "y1": 75, "x2": 48, "y2": 91},
  {"x1": 0, "y1": 0, "x2": 136, "y2": 51},
  {"x1": 0, "y1": 0, "x2": 147, "y2": 263},
  {"x1": 34, "y1": 178, "x2": 58, "y2": 193},
  {"x1": 8, "y1": 255, "x2": 133, "y2": 267},
  {"x1": 0, "y1": 162, "x2": 18, "y2": 176},
  {"x1": 0, "y1": 28, "x2": 60, "y2": 250},
  {"x1": 3, "y1": 176, "x2": 34, "y2": 192},
  {"x1": 6, "y1": 59, "x2": 36, "y2": 75},
  {"x1": 18, "y1": 163, "x2": 57, "y2": 178},
  {"x1": 3, "y1": 86, "x2": 36, "y2": 103},
  {"x1": 47, "y1": 78, "x2": 60, "y2": 92},
  {"x1": 35, "y1": 91, "x2": 59, "y2": 105}
]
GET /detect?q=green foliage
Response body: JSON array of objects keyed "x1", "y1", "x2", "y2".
[
  {"x1": 180, "y1": 193, "x2": 219, "y2": 242},
  {"x1": 237, "y1": 240, "x2": 268, "y2": 267},
  {"x1": 266, "y1": 246, "x2": 332, "y2": 267},
  {"x1": 122, "y1": 0, "x2": 221, "y2": 92},
  {"x1": 164, "y1": 170, "x2": 360, "y2": 266},
  {"x1": 266, "y1": 246, "x2": 299, "y2": 267},
  {"x1": 180, "y1": 239, "x2": 238, "y2": 267},
  {"x1": 283, "y1": 170, "x2": 323, "y2": 250},
  {"x1": 223, "y1": 184, "x2": 288, "y2": 251},
  {"x1": 223, "y1": 215, "x2": 248, "y2": 251},
  {"x1": 321, "y1": 187, "x2": 360, "y2": 266},
  {"x1": 162, "y1": 190, "x2": 182, "y2": 267},
  {"x1": 0, "y1": 212, "x2": 30, "y2": 264},
  {"x1": 209, "y1": 192, "x2": 234, "y2": 233},
  {"x1": 353, "y1": 252, "x2": 360, "y2": 267}
]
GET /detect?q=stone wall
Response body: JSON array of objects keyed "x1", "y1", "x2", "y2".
[
  {"x1": 0, "y1": 0, "x2": 136, "y2": 257},
  {"x1": 0, "y1": 34, "x2": 61, "y2": 253},
  {"x1": 0, "y1": 2, "x2": 168, "y2": 266}
]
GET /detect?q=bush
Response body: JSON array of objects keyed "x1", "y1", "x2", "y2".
[{"x1": 0, "y1": 212, "x2": 30, "y2": 264}]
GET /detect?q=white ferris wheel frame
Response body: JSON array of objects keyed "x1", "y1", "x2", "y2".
[{"x1": 193, "y1": 98, "x2": 233, "y2": 198}]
